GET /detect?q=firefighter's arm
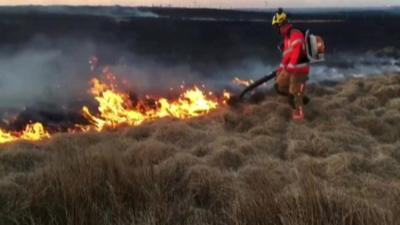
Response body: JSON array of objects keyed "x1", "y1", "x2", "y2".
[
  {"x1": 277, "y1": 46, "x2": 291, "y2": 73},
  {"x1": 287, "y1": 31, "x2": 304, "y2": 73}
]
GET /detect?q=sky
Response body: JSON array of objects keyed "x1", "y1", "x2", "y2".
[{"x1": 0, "y1": 0, "x2": 398, "y2": 8}]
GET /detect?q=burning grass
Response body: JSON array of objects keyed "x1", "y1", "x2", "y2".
[
  {"x1": 0, "y1": 74, "x2": 400, "y2": 225},
  {"x1": 0, "y1": 72, "x2": 230, "y2": 144}
]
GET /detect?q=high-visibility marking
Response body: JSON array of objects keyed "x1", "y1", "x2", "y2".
[
  {"x1": 288, "y1": 63, "x2": 309, "y2": 69},
  {"x1": 299, "y1": 106, "x2": 304, "y2": 117},
  {"x1": 290, "y1": 38, "x2": 303, "y2": 47},
  {"x1": 300, "y1": 83, "x2": 305, "y2": 94},
  {"x1": 283, "y1": 48, "x2": 292, "y2": 56}
]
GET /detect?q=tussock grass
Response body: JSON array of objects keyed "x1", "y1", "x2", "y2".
[{"x1": 0, "y1": 74, "x2": 400, "y2": 225}]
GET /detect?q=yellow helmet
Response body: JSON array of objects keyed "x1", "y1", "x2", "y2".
[{"x1": 272, "y1": 8, "x2": 288, "y2": 26}]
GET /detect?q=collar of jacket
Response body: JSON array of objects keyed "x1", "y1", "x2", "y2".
[{"x1": 280, "y1": 23, "x2": 293, "y2": 37}]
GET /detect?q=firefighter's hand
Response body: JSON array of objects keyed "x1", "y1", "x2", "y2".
[{"x1": 275, "y1": 68, "x2": 286, "y2": 79}]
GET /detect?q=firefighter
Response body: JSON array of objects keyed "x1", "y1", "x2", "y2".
[{"x1": 272, "y1": 8, "x2": 310, "y2": 121}]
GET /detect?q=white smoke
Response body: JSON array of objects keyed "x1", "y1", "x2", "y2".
[
  {"x1": 0, "y1": 35, "x2": 398, "y2": 109},
  {"x1": 0, "y1": 38, "x2": 203, "y2": 108}
]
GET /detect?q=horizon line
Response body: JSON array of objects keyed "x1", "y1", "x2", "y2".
[{"x1": 0, "y1": 4, "x2": 398, "y2": 9}]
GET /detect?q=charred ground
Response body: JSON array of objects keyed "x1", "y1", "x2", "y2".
[{"x1": 0, "y1": 74, "x2": 399, "y2": 225}]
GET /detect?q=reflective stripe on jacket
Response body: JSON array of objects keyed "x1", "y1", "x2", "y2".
[{"x1": 277, "y1": 24, "x2": 310, "y2": 74}]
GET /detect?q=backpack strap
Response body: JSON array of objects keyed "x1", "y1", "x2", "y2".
[{"x1": 289, "y1": 28, "x2": 310, "y2": 64}]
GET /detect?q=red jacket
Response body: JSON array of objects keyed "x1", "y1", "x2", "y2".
[{"x1": 277, "y1": 24, "x2": 310, "y2": 74}]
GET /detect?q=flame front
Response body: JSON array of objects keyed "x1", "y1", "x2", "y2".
[
  {"x1": 0, "y1": 123, "x2": 50, "y2": 144},
  {"x1": 0, "y1": 69, "x2": 230, "y2": 144},
  {"x1": 82, "y1": 78, "x2": 221, "y2": 131},
  {"x1": 0, "y1": 129, "x2": 17, "y2": 144},
  {"x1": 20, "y1": 123, "x2": 51, "y2": 141}
]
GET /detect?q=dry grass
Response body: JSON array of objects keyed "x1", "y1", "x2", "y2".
[{"x1": 0, "y1": 74, "x2": 400, "y2": 225}]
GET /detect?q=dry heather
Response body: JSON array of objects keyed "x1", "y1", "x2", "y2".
[{"x1": 0, "y1": 74, "x2": 400, "y2": 225}]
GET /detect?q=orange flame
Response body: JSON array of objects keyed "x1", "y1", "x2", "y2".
[
  {"x1": 20, "y1": 123, "x2": 51, "y2": 141},
  {"x1": 0, "y1": 123, "x2": 50, "y2": 144},
  {"x1": 82, "y1": 78, "x2": 221, "y2": 131},
  {"x1": 0, "y1": 70, "x2": 230, "y2": 144},
  {"x1": 0, "y1": 129, "x2": 16, "y2": 144}
]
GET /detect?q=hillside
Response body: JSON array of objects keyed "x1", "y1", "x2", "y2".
[{"x1": 0, "y1": 74, "x2": 400, "y2": 225}]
